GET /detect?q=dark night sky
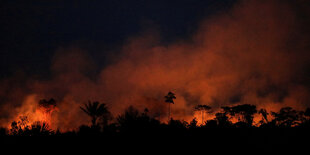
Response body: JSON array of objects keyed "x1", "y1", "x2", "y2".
[{"x1": 0, "y1": 0, "x2": 236, "y2": 78}]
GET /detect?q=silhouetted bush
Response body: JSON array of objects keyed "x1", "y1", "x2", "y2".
[{"x1": 116, "y1": 106, "x2": 161, "y2": 135}]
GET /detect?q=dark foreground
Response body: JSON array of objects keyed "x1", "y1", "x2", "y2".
[{"x1": 1, "y1": 128, "x2": 309, "y2": 153}]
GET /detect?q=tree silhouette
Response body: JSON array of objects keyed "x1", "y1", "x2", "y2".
[
  {"x1": 194, "y1": 105, "x2": 212, "y2": 125},
  {"x1": 271, "y1": 107, "x2": 302, "y2": 127},
  {"x1": 10, "y1": 121, "x2": 20, "y2": 135},
  {"x1": 189, "y1": 118, "x2": 198, "y2": 129},
  {"x1": 300, "y1": 108, "x2": 310, "y2": 127},
  {"x1": 215, "y1": 112, "x2": 231, "y2": 127},
  {"x1": 165, "y1": 91, "x2": 176, "y2": 121},
  {"x1": 304, "y1": 108, "x2": 310, "y2": 118},
  {"x1": 117, "y1": 106, "x2": 140, "y2": 133},
  {"x1": 10, "y1": 116, "x2": 30, "y2": 136},
  {"x1": 258, "y1": 108, "x2": 269, "y2": 125},
  {"x1": 223, "y1": 104, "x2": 257, "y2": 126},
  {"x1": 30, "y1": 121, "x2": 53, "y2": 136},
  {"x1": 116, "y1": 106, "x2": 160, "y2": 133},
  {"x1": 80, "y1": 101, "x2": 111, "y2": 128},
  {"x1": 9, "y1": 117, "x2": 53, "y2": 136}
]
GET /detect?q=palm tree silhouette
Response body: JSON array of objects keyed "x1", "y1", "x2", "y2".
[
  {"x1": 80, "y1": 101, "x2": 110, "y2": 127},
  {"x1": 165, "y1": 91, "x2": 176, "y2": 121},
  {"x1": 194, "y1": 105, "x2": 212, "y2": 125}
]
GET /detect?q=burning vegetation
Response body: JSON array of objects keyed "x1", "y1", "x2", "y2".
[
  {"x1": 0, "y1": 0, "x2": 310, "y2": 139},
  {"x1": 3, "y1": 92, "x2": 310, "y2": 136}
]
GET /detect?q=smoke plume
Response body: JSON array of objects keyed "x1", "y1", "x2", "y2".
[{"x1": 1, "y1": 0, "x2": 310, "y2": 130}]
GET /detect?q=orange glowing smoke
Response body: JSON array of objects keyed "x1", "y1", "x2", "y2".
[
  {"x1": 0, "y1": 0, "x2": 310, "y2": 131},
  {"x1": 36, "y1": 98, "x2": 57, "y2": 126},
  {"x1": 8, "y1": 95, "x2": 58, "y2": 130}
]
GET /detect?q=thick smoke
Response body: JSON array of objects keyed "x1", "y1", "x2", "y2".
[{"x1": 1, "y1": 0, "x2": 310, "y2": 130}]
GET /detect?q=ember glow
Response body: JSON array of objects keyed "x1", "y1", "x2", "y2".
[
  {"x1": 1, "y1": 0, "x2": 310, "y2": 131},
  {"x1": 8, "y1": 95, "x2": 57, "y2": 129}
]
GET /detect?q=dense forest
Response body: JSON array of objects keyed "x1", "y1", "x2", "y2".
[
  {"x1": 1, "y1": 92, "x2": 310, "y2": 152},
  {"x1": 2, "y1": 92, "x2": 310, "y2": 136}
]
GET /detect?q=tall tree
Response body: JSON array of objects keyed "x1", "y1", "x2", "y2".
[
  {"x1": 165, "y1": 91, "x2": 176, "y2": 121},
  {"x1": 80, "y1": 101, "x2": 111, "y2": 127},
  {"x1": 194, "y1": 105, "x2": 212, "y2": 125}
]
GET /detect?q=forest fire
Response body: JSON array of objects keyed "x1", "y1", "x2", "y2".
[
  {"x1": 36, "y1": 98, "x2": 57, "y2": 126},
  {"x1": 8, "y1": 96, "x2": 58, "y2": 133},
  {"x1": 0, "y1": 0, "x2": 310, "y2": 137}
]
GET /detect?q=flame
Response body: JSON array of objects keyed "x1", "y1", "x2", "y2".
[
  {"x1": 8, "y1": 95, "x2": 57, "y2": 130},
  {"x1": 0, "y1": 0, "x2": 310, "y2": 131}
]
